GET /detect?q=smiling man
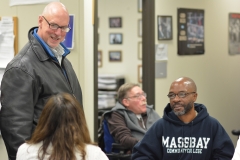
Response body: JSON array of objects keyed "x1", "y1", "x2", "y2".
[
  {"x1": 0, "y1": 2, "x2": 83, "y2": 160},
  {"x1": 132, "y1": 77, "x2": 234, "y2": 160},
  {"x1": 104, "y1": 83, "x2": 160, "y2": 153}
]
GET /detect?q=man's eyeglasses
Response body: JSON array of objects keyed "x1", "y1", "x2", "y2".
[
  {"x1": 126, "y1": 92, "x2": 147, "y2": 100},
  {"x1": 42, "y1": 16, "x2": 71, "y2": 33},
  {"x1": 167, "y1": 92, "x2": 196, "y2": 99}
]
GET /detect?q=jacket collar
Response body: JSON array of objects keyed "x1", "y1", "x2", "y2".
[{"x1": 28, "y1": 27, "x2": 70, "y2": 62}]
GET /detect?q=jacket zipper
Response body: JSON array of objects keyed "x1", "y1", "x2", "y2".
[{"x1": 52, "y1": 59, "x2": 75, "y2": 97}]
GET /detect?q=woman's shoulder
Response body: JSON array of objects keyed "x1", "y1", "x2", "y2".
[
  {"x1": 18, "y1": 142, "x2": 42, "y2": 151},
  {"x1": 85, "y1": 144, "x2": 101, "y2": 151},
  {"x1": 84, "y1": 144, "x2": 109, "y2": 160},
  {"x1": 16, "y1": 142, "x2": 43, "y2": 160}
]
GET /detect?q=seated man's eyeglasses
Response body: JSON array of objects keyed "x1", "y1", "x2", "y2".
[
  {"x1": 42, "y1": 16, "x2": 71, "y2": 33},
  {"x1": 167, "y1": 92, "x2": 195, "y2": 99},
  {"x1": 127, "y1": 92, "x2": 147, "y2": 100}
]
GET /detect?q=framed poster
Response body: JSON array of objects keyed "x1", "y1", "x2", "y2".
[
  {"x1": 98, "y1": 51, "x2": 102, "y2": 67},
  {"x1": 109, "y1": 51, "x2": 122, "y2": 62},
  {"x1": 109, "y1": 17, "x2": 122, "y2": 28},
  {"x1": 138, "y1": 65, "x2": 142, "y2": 83},
  {"x1": 109, "y1": 33, "x2": 123, "y2": 44},
  {"x1": 138, "y1": 0, "x2": 142, "y2": 13},
  {"x1": 138, "y1": 19, "x2": 142, "y2": 37},
  {"x1": 62, "y1": 14, "x2": 74, "y2": 49},
  {"x1": 177, "y1": 8, "x2": 205, "y2": 55},
  {"x1": 158, "y1": 16, "x2": 172, "y2": 40},
  {"x1": 229, "y1": 13, "x2": 240, "y2": 54},
  {"x1": 138, "y1": 42, "x2": 142, "y2": 60}
]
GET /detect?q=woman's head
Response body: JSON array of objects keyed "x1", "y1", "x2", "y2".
[{"x1": 29, "y1": 93, "x2": 91, "y2": 160}]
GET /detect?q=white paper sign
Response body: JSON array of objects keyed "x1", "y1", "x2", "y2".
[
  {"x1": 155, "y1": 44, "x2": 168, "y2": 61},
  {"x1": 0, "y1": 17, "x2": 15, "y2": 68},
  {"x1": 10, "y1": 0, "x2": 59, "y2": 6}
]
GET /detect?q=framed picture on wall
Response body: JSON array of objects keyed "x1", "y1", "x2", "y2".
[
  {"x1": 138, "y1": 65, "x2": 142, "y2": 83},
  {"x1": 177, "y1": 8, "x2": 205, "y2": 55},
  {"x1": 138, "y1": 0, "x2": 142, "y2": 13},
  {"x1": 229, "y1": 13, "x2": 240, "y2": 54},
  {"x1": 138, "y1": 42, "x2": 142, "y2": 59},
  {"x1": 109, "y1": 33, "x2": 123, "y2": 44},
  {"x1": 98, "y1": 33, "x2": 99, "y2": 44},
  {"x1": 158, "y1": 16, "x2": 173, "y2": 40},
  {"x1": 98, "y1": 50, "x2": 102, "y2": 67},
  {"x1": 98, "y1": 17, "x2": 100, "y2": 28},
  {"x1": 138, "y1": 19, "x2": 142, "y2": 37},
  {"x1": 109, "y1": 51, "x2": 122, "y2": 62},
  {"x1": 109, "y1": 17, "x2": 122, "y2": 28}
]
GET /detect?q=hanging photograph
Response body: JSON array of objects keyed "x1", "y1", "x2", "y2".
[
  {"x1": 109, "y1": 51, "x2": 122, "y2": 62},
  {"x1": 177, "y1": 8, "x2": 205, "y2": 55},
  {"x1": 109, "y1": 33, "x2": 123, "y2": 44},
  {"x1": 98, "y1": 51, "x2": 102, "y2": 67},
  {"x1": 109, "y1": 17, "x2": 122, "y2": 28},
  {"x1": 138, "y1": 42, "x2": 142, "y2": 60},
  {"x1": 138, "y1": 65, "x2": 142, "y2": 83},
  {"x1": 158, "y1": 16, "x2": 172, "y2": 40},
  {"x1": 138, "y1": 0, "x2": 142, "y2": 13},
  {"x1": 229, "y1": 13, "x2": 240, "y2": 54},
  {"x1": 138, "y1": 19, "x2": 142, "y2": 37}
]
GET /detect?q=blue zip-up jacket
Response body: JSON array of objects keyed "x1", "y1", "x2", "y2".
[{"x1": 132, "y1": 103, "x2": 234, "y2": 160}]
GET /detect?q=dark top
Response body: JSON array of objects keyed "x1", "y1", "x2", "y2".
[
  {"x1": 108, "y1": 112, "x2": 147, "y2": 148},
  {"x1": 0, "y1": 27, "x2": 83, "y2": 160},
  {"x1": 132, "y1": 103, "x2": 234, "y2": 160},
  {"x1": 105, "y1": 102, "x2": 160, "y2": 149}
]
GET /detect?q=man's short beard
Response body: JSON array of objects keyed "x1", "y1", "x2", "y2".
[{"x1": 173, "y1": 102, "x2": 193, "y2": 116}]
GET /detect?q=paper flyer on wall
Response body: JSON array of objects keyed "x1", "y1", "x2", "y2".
[
  {"x1": 9, "y1": 0, "x2": 59, "y2": 6},
  {"x1": 0, "y1": 17, "x2": 15, "y2": 68},
  {"x1": 155, "y1": 44, "x2": 168, "y2": 61}
]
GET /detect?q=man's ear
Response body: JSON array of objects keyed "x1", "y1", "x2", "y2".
[
  {"x1": 38, "y1": 16, "x2": 43, "y2": 28},
  {"x1": 193, "y1": 93, "x2": 198, "y2": 102},
  {"x1": 122, "y1": 98, "x2": 129, "y2": 107}
]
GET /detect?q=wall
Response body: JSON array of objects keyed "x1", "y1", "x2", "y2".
[
  {"x1": 99, "y1": 0, "x2": 240, "y2": 145},
  {"x1": 98, "y1": 0, "x2": 142, "y2": 83},
  {"x1": 155, "y1": 0, "x2": 240, "y2": 145}
]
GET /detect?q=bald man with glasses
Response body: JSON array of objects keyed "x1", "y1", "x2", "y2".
[
  {"x1": 132, "y1": 77, "x2": 234, "y2": 160},
  {"x1": 0, "y1": 2, "x2": 82, "y2": 160},
  {"x1": 104, "y1": 83, "x2": 160, "y2": 153}
]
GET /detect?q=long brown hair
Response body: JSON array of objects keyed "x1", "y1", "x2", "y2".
[{"x1": 27, "y1": 93, "x2": 93, "y2": 160}]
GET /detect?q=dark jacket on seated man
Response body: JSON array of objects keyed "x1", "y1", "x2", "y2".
[
  {"x1": 105, "y1": 102, "x2": 160, "y2": 149},
  {"x1": 104, "y1": 83, "x2": 160, "y2": 150}
]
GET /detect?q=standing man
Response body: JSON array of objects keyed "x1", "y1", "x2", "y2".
[
  {"x1": 132, "y1": 77, "x2": 234, "y2": 160},
  {"x1": 0, "y1": 2, "x2": 83, "y2": 160},
  {"x1": 104, "y1": 83, "x2": 160, "y2": 153}
]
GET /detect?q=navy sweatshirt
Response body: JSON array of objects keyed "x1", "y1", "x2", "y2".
[{"x1": 132, "y1": 103, "x2": 234, "y2": 160}]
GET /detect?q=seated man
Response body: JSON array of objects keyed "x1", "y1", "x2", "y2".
[
  {"x1": 132, "y1": 77, "x2": 234, "y2": 160},
  {"x1": 104, "y1": 83, "x2": 160, "y2": 152}
]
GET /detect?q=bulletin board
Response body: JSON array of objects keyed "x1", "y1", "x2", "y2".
[{"x1": 0, "y1": 16, "x2": 18, "y2": 55}]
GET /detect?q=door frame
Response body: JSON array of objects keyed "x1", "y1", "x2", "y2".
[{"x1": 93, "y1": 0, "x2": 155, "y2": 141}]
